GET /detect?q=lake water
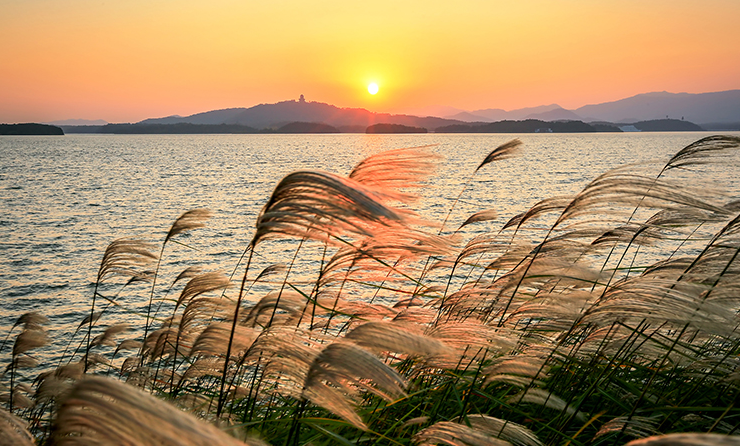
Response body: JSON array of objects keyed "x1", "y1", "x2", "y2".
[{"x1": 1, "y1": 132, "x2": 738, "y2": 363}]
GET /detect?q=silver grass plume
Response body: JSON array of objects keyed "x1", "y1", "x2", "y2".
[
  {"x1": 172, "y1": 266, "x2": 205, "y2": 286},
  {"x1": 242, "y1": 326, "x2": 324, "y2": 392},
  {"x1": 90, "y1": 323, "x2": 129, "y2": 348},
  {"x1": 303, "y1": 341, "x2": 407, "y2": 429},
  {"x1": 664, "y1": 135, "x2": 740, "y2": 171},
  {"x1": 251, "y1": 170, "x2": 408, "y2": 247},
  {"x1": 484, "y1": 353, "x2": 551, "y2": 388},
  {"x1": 191, "y1": 322, "x2": 258, "y2": 358},
  {"x1": 35, "y1": 374, "x2": 72, "y2": 405},
  {"x1": 12, "y1": 328, "x2": 49, "y2": 357},
  {"x1": 97, "y1": 238, "x2": 158, "y2": 283},
  {"x1": 624, "y1": 433, "x2": 740, "y2": 445},
  {"x1": 503, "y1": 196, "x2": 574, "y2": 231},
  {"x1": 0, "y1": 408, "x2": 34, "y2": 446},
  {"x1": 595, "y1": 416, "x2": 661, "y2": 440},
  {"x1": 164, "y1": 208, "x2": 212, "y2": 243},
  {"x1": 349, "y1": 145, "x2": 440, "y2": 202},
  {"x1": 114, "y1": 338, "x2": 142, "y2": 356},
  {"x1": 175, "y1": 271, "x2": 232, "y2": 309},
  {"x1": 180, "y1": 298, "x2": 235, "y2": 336},
  {"x1": 142, "y1": 210, "x2": 211, "y2": 365},
  {"x1": 92, "y1": 238, "x2": 157, "y2": 371},
  {"x1": 52, "y1": 376, "x2": 266, "y2": 446},
  {"x1": 414, "y1": 421, "x2": 514, "y2": 446},
  {"x1": 12, "y1": 312, "x2": 49, "y2": 331},
  {"x1": 243, "y1": 290, "x2": 310, "y2": 327},
  {"x1": 507, "y1": 388, "x2": 586, "y2": 422},
  {"x1": 425, "y1": 322, "x2": 520, "y2": 368},
  {"x1": 343, "y1": 321, "x2": 451, "y2": 357},
  {"x1": 555, "y1": 170, "x2": 729, "y2": 227},
  {"x1": 464, "y1": 415, "x2": 542, "y2": 446},
  {"x1": 458, "y1": 209, "x2": 498, "y2": 231},
  {"x1": 476, "y1": 138, "x2": 523, "y2": 172}
]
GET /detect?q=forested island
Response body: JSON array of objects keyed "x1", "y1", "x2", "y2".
[{"x1": 0, "y1": 123, "x2": 64, "y2": 135}]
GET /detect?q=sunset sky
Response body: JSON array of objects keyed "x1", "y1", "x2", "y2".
[{"x1": 1, "y1": 0, "x2": 739, "y2": 123}]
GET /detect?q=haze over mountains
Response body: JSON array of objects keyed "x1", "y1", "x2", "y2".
[
  {"x1": 133, "y1": 90, "x2": 740, "y2": 131},
  {"x1": 42, "y1": 90, "x2": 740, "y2": 132},
  {"x1": 444, "y1": 90, "x2": 740, "y2": 126}
]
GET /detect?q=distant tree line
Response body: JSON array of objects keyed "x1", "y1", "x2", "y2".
[
  {"x1": 435, "y1": 119, "x2": 620, "y2": 133},
  {"x1": 62, "y1": 122, "x2": 346, "y2": 134},
  {"x1": 0, "y1": 123, "x2": 64, "y2": 135},
  {"x1": 366, "y1": 123, "x2": 427, "y2": 134},
  {"x1": 57, "y1": 118, "x2": 704, "y2": 135},
  {"x1": 63, "y1": 123, "x2": 262, "y2": 134},
  {"x1": 435, "y1": 118, "x2": 703, "y2": 133}
]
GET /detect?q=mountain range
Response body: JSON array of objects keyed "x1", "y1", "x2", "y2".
[
  {"x1": 448, "y1": 90, "x2": 740, "y2": 126},
  {"x1": 133, "y1": 90, "x2": 739, "y2": 131},
  {"x1": 138, "y1": 98, "x2": 459, "y2": 133}
]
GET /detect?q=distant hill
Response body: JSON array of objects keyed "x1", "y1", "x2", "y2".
[
  {"x1": 140, "y1": 98, "x2": 462, "y2": 131},
  {"x1": 446, "y1": 111, "x2": 492, "y2": 122},
  {"x1": 54, "y1": 89, "x2": 738, "y2": 134},
  {"x1": 0, "y1": 123, "x2": 64, "y2": 135},
  {"x1": 575, "y1": 90, "x2": 740, "y2": 124},
  {"x1": 405, "y1": 105, "x2": 467, "y2": 118},
  {"x1": 631, "y1": 119, "x2": 703, "y2": 132},
  {"x1": 442, "y1": 90, "x2": 739, "y2": 126},
  {"x1": 526, "y1": 107, "x2": 583, "y2": 121},
  {"x1": 49, "y1": 89, "x2": 740, "y2": 131},
  {"x1": 467, "y1": 104, "x2": 565, "y2": 122}
]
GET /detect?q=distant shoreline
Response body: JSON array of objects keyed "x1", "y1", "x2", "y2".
[
  {"x1": 0, "y1": 123, "x2": 64, "y2": 135},
  {"x1": 50, "y1": 118, "x2": 709, "y2": 135},
  {"x1": 3, "y1": 118, "x2": 730, "y2": 136}
]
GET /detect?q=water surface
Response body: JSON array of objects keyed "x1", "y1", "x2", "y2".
[{"x1": 1, "y1": 132, "x2": 736, "y2": 363}]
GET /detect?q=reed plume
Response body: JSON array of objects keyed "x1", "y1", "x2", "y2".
[
  {"x1": 0, "y1": 408, "x2": 34, "y2": 446},
  {"x1": 52, "y1": 376, "x2": 266, "y2": 445}
]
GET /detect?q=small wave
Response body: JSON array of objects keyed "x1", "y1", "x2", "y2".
[{"x1": 5, "y1": 282, "x2": 70, "y2": 298}]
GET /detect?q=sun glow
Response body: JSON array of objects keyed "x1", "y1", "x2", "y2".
[{"x1": 367, "y1": 82, "x2": 379, "y2": 95}]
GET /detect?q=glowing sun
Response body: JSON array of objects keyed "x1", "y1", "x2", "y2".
[{"x1": 367, "y1": 82, "x2": 379, "y2": 95}]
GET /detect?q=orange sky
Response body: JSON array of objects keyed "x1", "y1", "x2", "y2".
[{"x1": 1, "y1": 0, "x2": 739, "y2": 123}]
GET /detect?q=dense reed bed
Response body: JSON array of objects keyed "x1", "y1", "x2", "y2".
[{"x1": 3, "y1": 135, "x2": 740, "y2": 445}]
